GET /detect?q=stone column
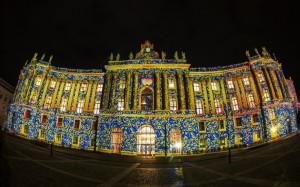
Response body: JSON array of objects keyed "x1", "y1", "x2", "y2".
[
  {"x1": 201, "y1": 79, "x2": 209, "y2": 114},
  {"x1": 237, "y1": 76, "x2": 248, "y2": 108},
  {"x1": 208, "y1": 78, "x2": 215, "y2": 113},
  {"x1": 233, "y1": 76, "x2": 243, "y2": 110},
  {"x1": 155, "y1": 71, "x2": 161, "y2": 110},
  {"x1": 56, "y1": 79, "x2": 65, "y2": 108},
  {"x1": 102, "y1": 74, "x2": 112, "y2": 110},
  {"x1": 262, "y1": 65, "x2": 276, "y2": 100},
  {"x1": 124, "y1": 72, "x2": 132, "y2": 110},
  {"x1": 84, "y1": 80, "x2": 93, "y2": 112},
  {"x1": 162, "y1": 71, "x2": 169, "y2": 110},
  {"x1": 89, "y1": 80, "x2": 98, "y2": 112},
  {"x1": 177, "y1": 71, "x2": 186, "y2": 110},
  {"x1": 132, "y1": 72, "x2": 139, "y2": 110},
  {"x1": 270, "y1": 70, "x2": 283, "y2": 99},
  {"x1": 40, "y1": 75, "x2": 51, "y2": 107},
  {"x1": 249, "y1": 76, "x2": 260, "y2": 105},
  {"x1": 110, "y1": 73, "x2": 118, "y2": 110},
  {"x1": 72, "y1": 80, "x2": 81, "y2": 112},
  {"x1": 185, "y1": 72, "x2": 195, "y2": 110},
  {"x1": 220, "y1": 78, "x2": 228, "y2": 105},
  {"x1": 67, "y1": 79, "x2": 77, "y2": 111}
]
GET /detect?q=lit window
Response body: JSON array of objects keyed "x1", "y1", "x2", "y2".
[
  {"x1": 74, "y1": 119, "x2": 80, "y2": 130},
  {"x1": 21, "y1": 124, "x2": 28, "y2": 134},
  {"x1": 57, "y1": 117, "x2": 63, "y2": 128},
  {"x1": 72, "y1": 136, "x2": 80, "y2": 145},
  {"x1": 193, "y1": 83, "x2": 200, "y2": 91},
  {"x1": 169, "y1": 79, "x2": 175, "y2": 89},
  {"x1": 30, "y1": 91, "x2": 37, "y2": 104},
  {"x1": 65, "y1": 81, "x2": 71, "y2": 91},
  {"x1": 269, "y1": 108, "x2": 276, "y2": 120},
  {"x1": 80, "y1": 82, "x2": 87, "y2": 92},
  {"x1": 199, "y1": 122, "x2": 205, "y2": 132},
  {"x1": 97, "y1": 83, "x2": 103, "y2": 92},
  {"x1": 24, "y1": 109, "x2": 31, "y2": 119},
  {"x1": 200, "y1": 138, "x2": 206, "y2": 149},
  {"x1": 50, "y1": 79, "x2": 56, "y2": 89},
  {"x1": 119, "y1": 79, "x2": 125, "y2": 89},
  {"x1": 55, "y1": 133, "x2": 62, "y2": 143},
  {"x1": 214, "y1": 98, "x2": 222, "y2": 114},
  {"x1": 235, "y1": 117, "x2": 242, "y2": 127},
  {"x1": 227, "y1": 80, "x2": 234, "y2": 89},
  {"x1": 211, "y1": 82, "x2": 217, "y2": 91},
  {"x1": 263, "y1": 89, "x2": 271, "y2": 102},
  {"x1": 76, "y1": 99, "x2": 84, "y2": 113},
  {"x1": 44, "y1": 95, "x2": 52, "y2": 109},
  {"x1": 60, "y1": 98, "x2": 68, "y2": 112},
  {"x1": 258, "y1": 72, "x2": 265, "y2": 83},
  {"x1": 195, "y1": 99, "x2": 204, "y2": 115},
  {"x1": 252, "y1": 114, "x2": 259, "y2": 124},
  {"x1": 39, "y1": 130, "x2": 46, "y2": 139},
  {"x1": 94, "y1": 99, "x2": 101, "y2": 114},
  {"x1": 231, "y1": 97, "x2": 239, "y2": 111},
  {"x1": 247, "y1": 94, "x2": 255, "y2": 108},
  {"x1": 118, "y1": 98, "x2": 124, "y2": 111},
  {"x1": 170, "y1": 97, "x2": 177, "y2": 111},
  {"x1": 35, "y1": 77, "x2": 42, "y2": 86},
  {"x1": 218, "y1": 120, "x2": 225, "y2": 130},
  {"x1": 41, "y1": 114, "x2": 47, "y2": 124},
  {"x1": 243, "y1": 77, "x2": 250, "y2": 86},
  {"x1": 253, "y1": 131, "x2": 261, "y2": 142}
]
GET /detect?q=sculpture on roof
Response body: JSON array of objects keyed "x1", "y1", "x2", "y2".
[
  {"x1": 109, "y1": 53, "x2": 114, "y2": 61},
  {"x1": 174, "y1": 51, "x2": 179, "y2": 60},
  {"x1": 181, "y1": 52, "x2": 186, "y2": 60},
  {"x1": 116, "y1": 53, "x2": 120, "y2": 61}
]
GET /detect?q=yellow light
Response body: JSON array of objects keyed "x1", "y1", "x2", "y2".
[
  {"x1": 271, "y1": 126, "x2": 277, "y2": 133},
  {"x1": 175, "y1": 142, "x2": 182, "y2": 148}
]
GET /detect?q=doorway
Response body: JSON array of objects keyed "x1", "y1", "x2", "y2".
[
  {"x1": 111, "y1": 128, "x2": 122, "y2": 153},
  {"x1": 137, "y1": 125, "x2": 155, "y2": 155}
]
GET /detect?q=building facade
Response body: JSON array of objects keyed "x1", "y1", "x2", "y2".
[
  {"x1": 6, "y1": 41, "x2": 298, "y2": 156},
  {"x1": 0, "y1": 78, "x2": 14, "y2": 128}
]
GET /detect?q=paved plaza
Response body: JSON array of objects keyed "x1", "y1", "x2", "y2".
[{"x1": 1, "y1": 132, "x2": 300, "y2": 186}]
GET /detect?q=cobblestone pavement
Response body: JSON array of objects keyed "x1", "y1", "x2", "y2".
[{"x1": 1, "y1": 132, "x2": 300, "y2": 187}]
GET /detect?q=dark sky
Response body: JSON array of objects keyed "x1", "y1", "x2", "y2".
[{"x1": 1, "y1": 0, "x2": 300, "y2": 95}]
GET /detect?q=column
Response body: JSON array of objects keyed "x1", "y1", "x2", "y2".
[
  {"x1": 84, "y1": 80, "x2": 93, "y2": 112},
  {"x1": 185, "y1": 72, "x2": 195, "y2": 110},
  {"x1": 56, "y1": 79, "x2": 65, "y2": 108},
  {"x1": 71, "y1": 80, "x2": 81, "y2": 112},
  {"x1": 262, "y1": 65, "x2": 276, "y2": 100},
  {"x1": 274, "y1": 70, "x2": 286, "y2": 99},
  {"x1": 39, "y1": 75, "x2": 51, "y2": 107},
  {"x1": 102, "y1": 74, "x2": 112, "y2": 110},
  {"x1": 124, "y1": 72, "x2": 132, "y2": 110},
  {"x1": 89, "y1": 81, "x2": 98, "y2": 112},
  {"x1": 25, "y1": 71, "x2": 34, "y2": 101},
  {"x1": 220, "y1": 78, "x2": 228, "y2": 105},
  {"x1": 237, "y1": 76, "x2": 248, "y2": 108},
  {"x1": 201, "y1": 79, "x2": 210, "y2": 114},
  {"x1": 155, "y1": 71, "x2": 161, "y2": 110},
  {"x1": 110, "y1": 73, "x2": 118, "y2": 110},
  {"x1": 132, "y1": 72, "x2": 139, "y2": 110},
  {"x1": 267, "y1": 67, "x2": 279, "y2": 99},
  {"x1": 67, "y1": 79, "x2": 77, "y2": 111},
  {"x1": 177, "y1": 71, "x2": 186, "y2": 110},
  {"x1": 270, "y1": 70, "x2": 283, "y2": 99},
  {"x1": 208, "y1": 78, "x2": 215, "y2": 113},
  {"x1": 162, "y1": 71, "x2": 169, "y2": 110},
  {"x1": 249, "y1": 76, "x2": 260, "y2": 105},
  {"x1": 36, "y1": 71, "x2": 47, "y2": 100},
  {"x1": 51, "y1": 79, "x2": 61, "y2": 108},
  {"x1": 279, "y1": 69, "x2": 291, "y2": 98},
  {"x1": 233, "y1": 76, "x2": 243, "y2": 109}
]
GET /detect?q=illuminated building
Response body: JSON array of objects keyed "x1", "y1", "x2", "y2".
[{"x1": 6, "y1": 41, "x2": 298, "y2": 155}]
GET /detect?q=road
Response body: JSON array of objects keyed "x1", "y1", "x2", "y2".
[{"x1": 1, "y1": 132, "x2": 300, "y2": 187}]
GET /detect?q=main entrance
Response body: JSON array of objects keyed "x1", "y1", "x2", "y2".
[
  {"x1": 170, "y1": 127, "x2": 182, "y2": 154},
  {"x1": 111, "y1": 128, "x2": 122, "y2": 153},
  {"x1": 137, "y1": 125, "x2": 155, "y2": 155}
]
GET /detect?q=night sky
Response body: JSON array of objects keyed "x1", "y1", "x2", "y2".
[{"x1": 1, "y1": 1, "x2": 300, "y2": 95}]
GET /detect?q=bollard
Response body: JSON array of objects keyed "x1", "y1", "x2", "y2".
[
  {"x1": 50, "y1": 143, "x2": 53, "y2": 157},
  {"x1": 228, "y1": 148, "x2": 231, "y2": 164}
]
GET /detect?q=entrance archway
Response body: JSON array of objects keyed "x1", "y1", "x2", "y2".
[
  {"x1": 141, "y1": 88, "x2": 153, "y2": 111},
  {"x1": 111, "y1": 128, "x2": 122, "y2": 153},
  {"x1": 137, "y1": 125, "x2": 155, "y2": 155},
  {"x1": 170, "y1": 127, "x2": 182, "y2": 154}
]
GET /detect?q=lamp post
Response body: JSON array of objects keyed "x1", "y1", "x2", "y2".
[{"x1": 93, "y1": 115, "x2": 99, "y2": 152}]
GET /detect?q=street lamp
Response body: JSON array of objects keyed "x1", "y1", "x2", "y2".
[{"x1": 93, "y1": 115, "x2": 99, "y2": 152}]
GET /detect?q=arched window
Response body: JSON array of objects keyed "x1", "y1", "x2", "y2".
[
  {"x1": 195, "y1": 99, "x2": 204, "y2": 115},
  {"x1": 211, "y1": 82, "x2": 217, "y2": 91},
  {"x1": 44, "y1": 95, "x2": 52, "y2": 109},
  {"x1": 141, "y1": 88, "x2": 153, "y2": 111},
  {"x1": 227, "y1": 79, "x2": 234, "y2": 89},
  {"x1": 231, "y1": 97, "x2": 239, "y2": 111},
  {"x1": 60, "y1": 97, "x2": 68, "y2": 112},
  {"x1": 50, "y1": 79, "x2": 57, "y2": 89},
  {"x1": 65, "y1": 81, "x2": 72, "y2": 91},
  {"x1": 118, "y1": 98, "x2": 124, "y2": 111},
  {"x1": 97, "y1": 82, "x2": 103, "y2": 92},
  {"x1": 193, "y1": 82, "x2": 200, "y2": 91},
  {"x1": 263, "y1": 88, "x2": 271, "y2": 102},
  {"x1": 80, "y1": 82, "x2": 87, "y2": 92},
  {"x1": 76, "y1": 99, "x2": 84, "y2": 113},
  {"x1": 258, "y1": 72, "x2": 265, "y2": 83},
  {"x1": 94, "y1": 99, "x2": 101, "y2": 114},
  {"x1": 170, "y1": 127, "x2": 182, "y2": 154},
  {"x1": 30, "y1": 91, "x2": 37, "y2": 104},
  {"x1": 111, "y1": 128, "x2": 122, "y2": 153},
  {"x1": 247, "y1": 94, "x2": 255, "y2": 108},
  {"x1": 35, "y1": 76, "x2": 42, "y2": 86},
  {"x1": 137, "y1": 125, "x2": 155, "y2": 155},
  {"x1": 214, "y1": 98, "x2": 223, "y2": 114},
  {"x1": 170, "y1": 96, "x2": 177, "y2": 111},
  {"x1": 243, "y1": 77, "x2": 250, "y2": 86}
]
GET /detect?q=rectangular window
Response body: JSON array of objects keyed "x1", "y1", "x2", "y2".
[
  {"x1": 30, "y1": 92, "x2": 37, "y2": 104},
  {"x1": 35, "y1": 77, "x2": 42, "y2": 86},
  {"x1": 199, "y1": 122, "x2": 205, "y2": 132},
  {"x1": 60, "y1": 98, "x2": 68, "y2": 112},
  {"x1": 227, "y1": 80, "x2": 234, "y2": 89},
  {"x1": 243, "y1": 77, "x2": 250, "y2": 86},
  {"x1": 57, "y1": 117, "x2": 63, "y2": 128},
  {"x1": 170, "y1": 97, "x2": 177, "y2": 111},
  {"x1": 65, "y1": 82, "x2": 71, "y2": 91},
  {"x1": 235, "y1": 117, "x2": 242, "y2": 127},
  {"x1": 168, "y1": 79, "x2": 175, "y2": 89},
  {"x1": 90, "y1": 138, "x2": 95, "y2": 147},
  {"x1": 252, "y1": 114, "x2": 259, "y2": 124},
  {"x1": 22, "y1": 124, "x2": 28, "y2": 134},
  {"x1": 219, "y1": 137, "x2": 226, "y2": 147},
  {"x1": 218, "y1": 120, "x2": 225, "y2": 130},
  {"x1": 195, "y1": 99, "x2": 204, "y2": 115},
  {"x1": 39, "y1": 130, "x2": 46, "y2": 139},
  {"x1": 55, "y1": 133, "x2": 62, "y2": 143},
  {"x1": 80, "y1": 82, "x2": 87, "y2": 92},
  {"x1": 263, "y1": 89, "x2": 271, "y2": 102},
  {"x1": 76, "y1": 99, "x2": 84, "y2": 113},
  {"x1": 269, "y1": 108, "x2": 276, "y2": 120},
  {"x1": 211, "y1": 82, "x2": 217, "y2": 91},
  {"x1": 253, "y1": 132, "x2": 261, "y2": 142},
  {"x1": 200, "y1": 139, "x2": 206, "y2": 149},
  {"x1": 214, "y1": 99, "x2": 222, "y2": 114},
  {"x1": 50, "y1": 79, "x2": 56, "y2": 89},
  {"x1": 118, "y1": 98, "x2": 124, "y2": 111},
  {"x1": 24, "y1": 109, "x2": 31, "y2": 119},
  {"x1": 44, "y1": 95, "x2": 52, "y2": 109},
  {"x1": 232, "y1": 97, "x2": 239, "y2": 111},
  {"x1": 41, "y1": 115, "x2": 47, "y2": 124},
  {"x1": 119, "y1": 79, "x2": 125, "y2": 89},
  {"x1": 258, "y1": 72, "x2": 265, "y2": 83},
  {"x1": 74, "y1": 119, "x2": 80, "y2": 130},
  {"x1": 97, "y1": 83, "x2": 103, "y2": 92},
  {"x1": 92, "y1": 121, "x2": 97, "y2": 131},
  {"x1": 248, "y1": 94, "x2": 255, "y2": 108},
  {"x1": 72, "y1": 136, "x2": 80, "y2": 145},
  {"x1": 94, "y1": 99, "x2": 101, "y2": 114},
  {"x1": 193, "y1": 83, "x2": 200, "y2": 91}
]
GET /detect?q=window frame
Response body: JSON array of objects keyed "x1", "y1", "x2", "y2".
[
  {"x1": 97, "y1": 82, "x2": 103, "y2": 92},
  {"x1": 65, "y1": 81, "x2": 72, "y2": 91},
  {"x1": 49, "y1": 79, "x2": 57, "y2": 89},
  {"x1": 235, "y1": 117, "x2": 242, "y2": 128},
  {"x1": 76, "y1": 99, "x2": 84, "y2": 113},
  {"x1": 247, "y1": 94, "x2": 255, "y2": 108},
  {"x1": 231, "y1": 97, "x2": 239, "y2": 111},
  {"x1": 168, "y1": 79, "x2": 175, "y2": 89},
  {"x1": 94, "y1": 98, "x2": 101, "y2": 114},
  {"x1": 57, "y1": 117, "x2": 63, "y2": 128},
  {"x1": 193, "y1": 82, "x2": 200, "y2": 92},
  {"x1": 74, "y1": 119, "x2": 81, "y2": 130},
  {"x1": 41, "y1": 114, "x2": 48, "y2": 124},
  {"x1": 227, "y1": 79, "x2": 234, "y2": 89},
  {"x1": 214, "y1": 98, "x2": 223, "y2": 114},
  {"x1": 263, "y1": 89, "x2": 271, "y2": 102},
  {"x1": 199, "y1": 122, "x2": 206, "y2": 132},
  {"x1": 195, "y1": 98, "x2": 204, "y2": 115},
  {"x1": 170, "y1": 96, "x2": 177, "y2": 111},
  {"x1": 80, "y1": 82, "x2": 88, "y2": 92},
  {"x1": 243, "y1": 77, "x2": 250, "y2": 86},
  {"x1": 117, "y1": 97, "x2": 125, "y2": 111}
]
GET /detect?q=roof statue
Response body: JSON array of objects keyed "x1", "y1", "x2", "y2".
[
  {"x1": 174, "y1": 51, "x2": 179, "y2": 60},
  {"x1": 109, "y1": 53, "x2": 114, "y2": 61},
  {"x1": 41, "y1": 53, "x2": 45, "y2": 61},
  {"x1": 31, "y1": 52, "x2": 38, "y2": 62},
  {"x1": 49, "y1": 55, "x2": 53, "y2": 63},
  {"x1": 273, "y1": 53, "x2": 278, "y2": 61},
  {"x1": 129, "y1": 52, "x2": 134, "y2": 60},
  {"x1": 161, "y1": 51, "x2": 166, "y2": 59},
  {"x1": 254, "y1": 48, "x2": 260, "y2": 57},
  {"x1": 116, "y1": 53, "x2": 120, "y2": 61},
  {"x1": 181, "y1": 52, "x2": 186, "y2": 60},
  {"x1": 262, "y1": 46, "x2": 269, "y2": 56},
  {"x1": 135, "y1": 40, "x2": 159, "y2": 59},
  {"x1": 245, "y1": 50, "x2": 250, "y2": 59}
]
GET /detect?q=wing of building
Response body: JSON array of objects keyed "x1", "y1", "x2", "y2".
[{"x1": 6, "y1": 41, "x2": 298, "y2": 156}]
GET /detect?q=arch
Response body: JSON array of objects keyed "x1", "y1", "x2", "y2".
[
  {"x1": 137, "y1": 125, "x2": 155, "y2": 155},
  {"x1": 140, "y1": 87, "x2": 154, "y2": 111},
  {"x1": 170, "y1": 127, "x2": 182, "y2": 154},
  {"x1": 111, "y1": 127, "x2": 122, "y2": 153}
]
